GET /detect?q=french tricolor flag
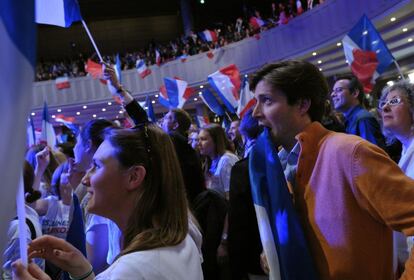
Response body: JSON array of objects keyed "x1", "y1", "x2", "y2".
[
  {"x1": 249, "y1": 16, "x2": 265, "y2": 30},
  {"x1": 136, "y1": 59, "x2": 151, "y2": 78},
  {"x1": 1, "y1": 0, "x2": 37, "y2": 264},
  {"x1": 237, "y1": 77, "x2": 256, "y2": 119},
  {"x1": 55, "y1": 76, "x2": 70, "y2": 90},
  {"x1": 164, "y1": 77, "x2": 194, "y2": 109},
  {"x1": 199, "y1": 29, "x2": 218, "y2": 42},
  {"x1": 208, "y1": 64, "x2": 241, "y2": 114},
  {"x1": 55, "y1": 114, "x2": 78, "y2": 134},
  {"x1": 155, "y1": 49, "x2": 161, "y2": 66},
  {"x1": 195, "y1": 115, "x2": 209, "y2": 128},
  {"x1": 40, "y1": 102, "x2": 57, "y2": 148},
  {"x1": 342, "y1": 15, "x2": 394, "y2": 92},
  {"x1": 35, "y1": 0, "x2": 82, "y2": 28}
]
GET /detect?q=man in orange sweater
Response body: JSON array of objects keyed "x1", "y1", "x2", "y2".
[{"x1": 250, "y1": 60, "x2": 414, "y2": 279}]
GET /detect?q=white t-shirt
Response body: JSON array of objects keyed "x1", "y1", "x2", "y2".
[
  {"x1": 207, "y1": 152, "x2": 239, "y2": 196},
  {"x1": 96, "y1": 235, "x2": 203, "y2": 280},
  {"x1": 41, "y1": 195, "x2": 71, "y2": 240}
]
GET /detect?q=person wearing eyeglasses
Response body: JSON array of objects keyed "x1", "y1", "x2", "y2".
[
  {"x1": 379, "y1": 81, "x2": 414, "y2": 275},
  {"x1": 331, "y1": 73, "x2": 386, "y2": 149}
]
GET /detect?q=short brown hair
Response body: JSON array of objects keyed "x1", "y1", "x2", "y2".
[
  {"x1": 334, "y1": 73, "x2": 364, "y2": 104},
  {"x1": 172, "y1": 109, "x2": 192, "y2": 136},
  {"x1": 250, "y1": 60, "x2": 329, "y2": 122}
]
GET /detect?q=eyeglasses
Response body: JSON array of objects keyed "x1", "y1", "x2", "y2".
[{"x1": 378, "y1": 97, "x2": 403, "y2": 110}]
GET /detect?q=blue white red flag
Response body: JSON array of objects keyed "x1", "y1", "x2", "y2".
[
  {"x1": 115, "y1": 53, "x2": 122, "y2": 84},
  {"x1": 199, "y1": 29, "x2": 218, "y2": 42},
  {"x1": 55, "y1": 114, "x2": 78, "y2": 134},
  {"x1": 342, "y1": 15, "x2": 394, "y2": 92},
  {"x1": 237, "y1": 77, "x2": 256, "y2": 119},
  {"x1": 249, "y1": 17, "x2": 265, "y2": 30},
  {"x1": 55, "y1": 76, "x2": 70, "y2": 90},
  {"x1": 35, "y1": 0, "x2": 82, "y2": 28},
  {"x1": 200, "y1": 88, "x2": 225, "y2": 116},
  {"x1": 27, "y1": 116, "x2": 36, "y2": 148},
  {"x1": 296, "y1": 0, "x2": 304, "y2": 15},
  {"x1": 155, "y1": 49, "x2": 161, "y2": 66},
  {"x1": 1, "y1": 0, "x2": 37, "y2": 262},
  {"x1": 40, "y1": 102, "x2": 57, "y2": 148},
  {"x1": 249, "y1": 129, "x2": 318, "y2": 280},
  {"x1": 145, "y1": 96, "x2": 157, "y2": 122},
  {"x1": 136, "y1": 59, "x2": 151, "y2": 78},
  {"x1": 195, "y1": 115, "x2": 209, "y2": 128},
  {"x1": 164, "y1": 77, "x2": 193, "y2": 109},
  {"x1": 208, "y1": 64, "x2": 241, "y2": 114}
]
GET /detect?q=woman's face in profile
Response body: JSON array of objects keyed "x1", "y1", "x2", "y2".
[{"x1": 84, "y1": 140, "x2": 130, "y2": 219}]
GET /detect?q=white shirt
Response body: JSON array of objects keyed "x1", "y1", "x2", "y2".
[{"x1": 96, "y1": 235, "x2": 203, "y2": 280}]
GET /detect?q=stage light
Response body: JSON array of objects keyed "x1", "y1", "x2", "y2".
[
  {"x1": 76, "y1": 112, "x2": 80, "y2": 115},
  {"x1": 83, "y1": 105, "x2": 87, "y2": 109}
]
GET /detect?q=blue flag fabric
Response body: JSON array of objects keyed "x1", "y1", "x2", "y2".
[
  {"x1": 345, "y1": 15, "x2": 394, "y2": 74},
  {"x1": 200, "y1": 89, "x2": 225, "y2": 116},
  {"x1": 249, "y1": 129, "x2": 317, "y2": 279},
  {"x1": 145, "y1": 96, "x2": 157, "y2": 122},
  {"x1": 35, "y1": 0, "x2": 82, "y2": 28}
]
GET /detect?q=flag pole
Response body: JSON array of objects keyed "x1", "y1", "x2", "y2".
[
  {"x1": 81, "y1": 20, "x2": 104, "y2": 63},
  {"x1": 393, "y1": 60, "x2": 406, "y2": 80}
]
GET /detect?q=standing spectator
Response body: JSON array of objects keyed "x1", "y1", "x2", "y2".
[{"x1": 331, "y1": 73, "x2": 386, "y2": 149}]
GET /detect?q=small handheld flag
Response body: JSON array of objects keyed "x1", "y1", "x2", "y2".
[{"x1": 342, "y1": 15, "x2": 394, "y2": 92}]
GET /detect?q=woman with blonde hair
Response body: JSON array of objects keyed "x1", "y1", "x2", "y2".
[{"x1": 13, "y1": 125, "x2": 203, "y2": 280}]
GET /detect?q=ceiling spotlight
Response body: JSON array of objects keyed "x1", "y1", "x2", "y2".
[
  {"x1": 93, "y1": 114, "x2": 97, "y2": 118},
  {"x1": 83, "y1": 105, "x2": 87, "y2": 109},
  {"x1": 408, "y1": 38, "x2": 413, "y2": 42},
  {"x1": 312, "y1": 52, "x2": 317, "y2": 56},
  {"x1": 194, "y1": 98, "x2": 198, "y2": 101},
  {"x1": 402, "y1": 27, "x2": 408, "y2": 32},
  {"x1": 319, "y1": 68, "x2": 323, "y2": 71},
  {"x1": 387, "y1": 81, "x2": 394, "y2": 86},
  {"x1": 390, "y1": 17, "x2": 396, "y2": 22},
  {"x1": 362, "y1": 30, "x2": 368, "y2": 35},
  {"x1": 57, "y1": 109, "x2": 62, "y2": 112},
  {"x1": 245, "y1": 74, "x2": 248, "y2": 78},
  {"x1": 155, "y1": 94, "x2": 159, "y2": 98},
  {"x1": 317, "y1": 60, "x2": 322, "y2": 64},
  {"x1": 31, "y1": 112, "x2": 35, "y2": 116},
  {"x1": 119, "y1": 110, "x2": 123, "y2": 114},
  {"x1": 198, "y1": 91, "x2": 202, "y2": 95},
  {"x1": 200, "y1": 85, "x2": 204, "y2": 89},
  {"x1": 336, "y1": 42, "x2": 342, "y2": 47},
  {"x1": 107, "y1": 102, "x2": 112, "y2": 106},
  {"x1": 200, "y1": 0, "x2": 205, "y2": 4},
  {"x1": 52, "y1": 115, "x2": 56, "y2": 118},
  {"x1": 151, "y1": 100, "x2": 156, "y2": 104},
  {"x1": 76, "y1": 112, "x2": 80, "y2": 115},
  {"x1": 345, "y1": 60, "x2": 349, "y2": 64},
  {"x1": 102, "y1": 108, "x2": 106, "y2": 112}
]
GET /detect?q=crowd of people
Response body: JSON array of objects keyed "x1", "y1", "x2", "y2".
[
  {"x1": 35, "y1": 0, "x2": 323, "y2": 82},
  {"x1": 4, "y1": 59, "x2": 414, "y2": 280}
]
